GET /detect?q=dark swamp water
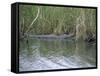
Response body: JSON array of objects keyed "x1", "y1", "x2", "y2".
[{"x1": 19, "y1": 38, "x2": 96, "y2": 71}]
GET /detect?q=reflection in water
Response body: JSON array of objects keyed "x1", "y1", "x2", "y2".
[{"x1": 19, "y1": 38, "x2": 96, "y2": 71}]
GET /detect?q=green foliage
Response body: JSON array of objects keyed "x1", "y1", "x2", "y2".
[{"x1": 19, "y1": 5, "x2": 96, "y2": 40}]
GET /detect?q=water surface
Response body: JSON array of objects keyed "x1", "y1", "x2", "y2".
[{"x1": 19, "y1": 38, "x2": 96, "y2": 71}]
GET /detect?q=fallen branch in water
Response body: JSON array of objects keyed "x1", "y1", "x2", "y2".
[{"x1": 27, "y1": 34, "x2": 74, "y2": 39}]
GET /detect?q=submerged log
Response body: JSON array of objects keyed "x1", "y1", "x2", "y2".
[{"x1": 28, "y1": 34, "x2": 74, "y2": 39}]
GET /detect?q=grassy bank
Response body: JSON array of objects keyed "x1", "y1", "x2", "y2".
[{"x1": 19, "y1": 5, "x2": 96, "y2": 41}]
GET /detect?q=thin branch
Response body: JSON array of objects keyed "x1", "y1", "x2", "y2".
[
  {"x1": 22, "y1": 17, "x2": 24, "y2": 34},
  {"x1": 26, "y1": 7, "x2": 40, "y2": 33}
]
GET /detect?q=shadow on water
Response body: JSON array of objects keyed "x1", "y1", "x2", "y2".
[{"x1": 19, "y1": 38, "x2": 96, "y2": 71}]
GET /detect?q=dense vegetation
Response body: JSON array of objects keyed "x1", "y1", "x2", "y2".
[{"x1": 19, "y1": 5, "x2": 96, "y2": 41}]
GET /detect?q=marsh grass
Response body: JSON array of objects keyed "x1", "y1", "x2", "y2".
[{"x1": 19, "y1": 5, "x2": 96, "y2": 41}]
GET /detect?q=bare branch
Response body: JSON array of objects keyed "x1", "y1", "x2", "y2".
[{"x1": 26, "y1": 7, "x2": 40, "y2": 33}]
